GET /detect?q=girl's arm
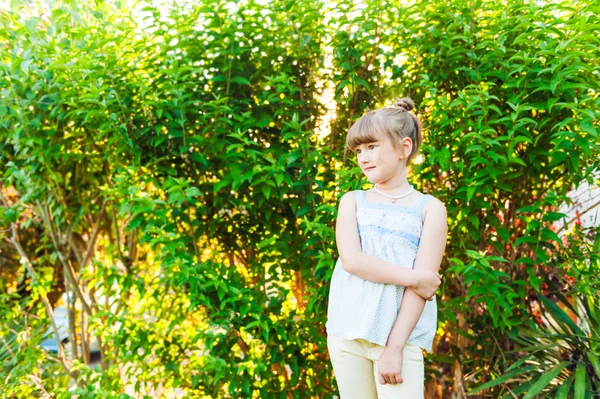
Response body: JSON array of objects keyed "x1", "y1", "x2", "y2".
[
  {"x1": 376, "y1": 197, "x2": 447, "y2": 385},
  {"x1": 336, "y1": 191, "x2": 440, "y2": 298}
]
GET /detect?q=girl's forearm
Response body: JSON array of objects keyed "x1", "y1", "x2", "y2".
[
  {"x1": 340, "y1": 252, "x2": 417, "y2": 287},
  {"x1": 385, "y1": 288, "x2": 426, "y2": 350}
]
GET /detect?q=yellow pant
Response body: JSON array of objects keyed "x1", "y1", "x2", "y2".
[{"x1": 327, "y1": 335, "x2": 425, "y2": 399}]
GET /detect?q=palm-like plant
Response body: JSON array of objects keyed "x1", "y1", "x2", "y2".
[
  {"x1": 0, "y1": 318, "x2": 58, "y2": 396},
  {"x1": 470, "y1": 291, "x2": 600, "y2": 398}
]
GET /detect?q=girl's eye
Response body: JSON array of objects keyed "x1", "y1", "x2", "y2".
[{"x1": 356, "y1": 144, "x2": 375, "y2": 154}]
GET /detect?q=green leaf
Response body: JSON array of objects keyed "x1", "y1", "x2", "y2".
[
  {"x1": 580, "y1": 121, "x2": 598, "y2": 137},
  {"x1": 556, "y1": 373, "x2": 574, "y2": 399},
  {"x1": 542, "y1": 212, "x2": 567, "y2": 222},
  {"x1": 274, "y1": 174, "x2": 283, "y2": 187},
  {"x1": 541, "y1": 227, "x2": 562, "y2": 246},
  {"x1": 469, "y1": 365, "x2": 538, "y2": 393},
  {"x1": 184, "y1": 187, "x2": 202, "y2": 198},
  {"x1": 154, "y1": 135, "x2": 166, "y2": 147},
  {"x1": 487, "y1": 256, "x2": 508, "y2": 263},
  {"x1": 587, "y1": 352, "x2": 600, "y2": 379},
  {"x1": 466, "y1": 185, "x2": 476, "y2": 203},
  {"x1": 214, "y1": 178, "x2": 230, "y2": 193},
  {"x1": 3, "y1": 208, "x2": 19, "y2": 223},
  {"x1": 230, "y1": 76, "x2": 250, "y2": 85},
  {"x1": 574, "y1": 363, "x2": 586, "y2": 399},
  {"x1": 538, "y1": 295, "x2": 584, "y2": 336},
  {"x1": 262, "y1": 185, "x2": 271, "y2": 199},
  {"x1": 286, "y1": 151, "x2": 303, "y2": 166},
  {"x1": 523, "y1": 361, "x2": 569, "y2": 399}
]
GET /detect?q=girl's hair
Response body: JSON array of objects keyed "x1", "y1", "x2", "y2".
[{"x1": 344, "y1": 97, "x2": 423, "y2": 165}]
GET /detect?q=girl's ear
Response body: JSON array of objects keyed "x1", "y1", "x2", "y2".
[{"x1": 401, "y1": 137, "x2": 413, "y2": 158}]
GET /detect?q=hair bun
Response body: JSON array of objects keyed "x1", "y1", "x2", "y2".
[{"x1": 393, "y1": 97, "x2": 414, "y2": 112}]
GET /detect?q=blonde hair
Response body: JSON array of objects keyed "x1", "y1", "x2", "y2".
[{"x1": 344, "y1": 97, "x2": 423, "y2": 165}]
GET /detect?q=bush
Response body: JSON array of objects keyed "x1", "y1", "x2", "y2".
[{"x1": 1, "y1": 0, "x2": 598, "y2": 397}]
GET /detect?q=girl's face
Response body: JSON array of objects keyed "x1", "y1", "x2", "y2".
[{"x1": 354, "y1": 134, "x2": 411, "y2": 183}]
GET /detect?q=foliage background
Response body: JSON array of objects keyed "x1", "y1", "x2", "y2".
[{"x1": 1, "y1": 0, "x2": 599, "y2": 397}]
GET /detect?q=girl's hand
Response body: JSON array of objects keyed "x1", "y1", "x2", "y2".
[
  {"x1": 413, "y1": 270, "x2": 441, "y2": 300},
  {"x1": 377, "y1": 347, "x2": 403, "y2": 385}
]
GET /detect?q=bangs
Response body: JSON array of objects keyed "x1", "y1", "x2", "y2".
[{"x1": 345, "y1": 112, "x2": 387, "y2": 153}]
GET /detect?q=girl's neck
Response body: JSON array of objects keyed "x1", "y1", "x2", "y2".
[{"x1": 375, "y1": 177, "x2": 412, "y2": 194}]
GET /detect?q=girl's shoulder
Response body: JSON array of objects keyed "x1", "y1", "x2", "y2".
[
  {"x1": 339, "y1": 190, "x2": 359, "y2": 202},
  {"x1": 421, "y1": 192, "x2": 444, "y2": 207},
  {"x1": 421, "y1": 193, "x2": 447, "y2": 223}
]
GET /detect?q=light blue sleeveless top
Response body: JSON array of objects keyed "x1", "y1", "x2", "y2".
[{"x1": 326, "y1": 189, "x2": 437, "y2": 352}]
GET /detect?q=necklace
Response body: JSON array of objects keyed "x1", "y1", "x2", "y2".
[{"x1": 374, "y1": 184, "x2": 414, "y2": 204}]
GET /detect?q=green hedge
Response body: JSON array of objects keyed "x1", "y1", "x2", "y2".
[{"x1": 1, "y1": 0, "x2": 598, "y2": 397}]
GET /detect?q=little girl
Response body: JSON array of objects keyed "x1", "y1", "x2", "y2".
[{"x1": 326, "y1": 97, "x2": 447, "y2": 398}]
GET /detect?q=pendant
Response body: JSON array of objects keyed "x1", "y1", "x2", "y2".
[{"x1": 391, "y1": 198, "x2": 396, "y2": 204}]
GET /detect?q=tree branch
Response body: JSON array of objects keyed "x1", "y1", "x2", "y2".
[
  {"x1": 0, "y1": 190, "x2": 78, "y2": 381},
  {"x1": 35, "y1": 200, "x2": 94, "y2": 317}
]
